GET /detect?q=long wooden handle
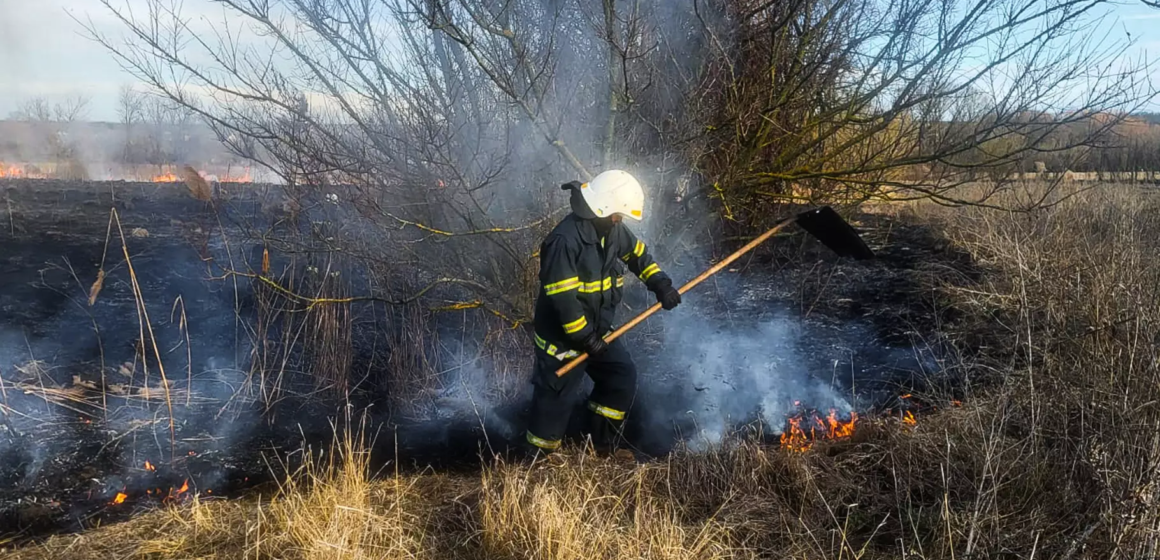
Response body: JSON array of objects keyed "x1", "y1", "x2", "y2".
[{"x1": 555, "y1": 216, "x2": 795, "y2": 377}]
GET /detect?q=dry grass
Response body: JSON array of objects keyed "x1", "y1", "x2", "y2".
[
  {"x1": 9, "y1": 183, "x2": 1160, "y2": 559},
  {"x1": 183, "y1": 165, "x2": 213, "y2": 202},
  {"x1": 478, "y1": 455, "x2": 748, "y2": 560},
  {"x1": 5, "y1": 436, "x2": 751, "y2": 559}
]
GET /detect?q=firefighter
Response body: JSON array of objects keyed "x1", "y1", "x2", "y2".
[{"x1": 525, "y1": 170, "x2": 682, "y2": 454}]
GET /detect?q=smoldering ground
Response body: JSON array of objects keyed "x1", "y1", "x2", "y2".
[{"x1": 0, "y1": 177, "x2": 952, "y2": 540}]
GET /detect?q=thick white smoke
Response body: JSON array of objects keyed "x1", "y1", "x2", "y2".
[{"x1": 636, "y1": 279, "x2": 853, "y2": 451}]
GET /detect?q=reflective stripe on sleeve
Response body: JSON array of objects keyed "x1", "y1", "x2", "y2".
[
  {"x1": 563, "y1": 315, "x2": 589, "y2": 334},
  {"x1": 640, "y1": 263, "x2": 661, "y2": 281},
  {"x1": 526, "y1": 431, "x2": 561, "y2": 450},
  {"x1": 588, "y1": 401, "x2": 626, "y2": 421},
  {"x1": 534, "y1": 333, "x2": 580, "y2": 361},
  {"x1": 634, "y1": 240, "x2": 645, "y2": 257},
  {"x1": 544, "y1": 277, "x2": 581, "y2": 295},
  {"x1": 616, "y1": 277, "x2": 625, "y2": 288}
]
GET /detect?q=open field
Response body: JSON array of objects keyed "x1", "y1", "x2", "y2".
[{"x1": 5, "y1": 181, "x2": 1159, "y2": 558}]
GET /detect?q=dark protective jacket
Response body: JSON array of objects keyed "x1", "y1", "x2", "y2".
[{"x1": 533, "y1": 213, "x2": 671, "y2": 357}]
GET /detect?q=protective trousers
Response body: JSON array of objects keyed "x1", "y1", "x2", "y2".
[{"x1": 525, "y1": 338, "x2": 636, "y2": 452}]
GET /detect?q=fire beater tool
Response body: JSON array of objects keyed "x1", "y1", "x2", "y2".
[{"x1": 556, "y1": 206, "x2": 873, "y2": 377}]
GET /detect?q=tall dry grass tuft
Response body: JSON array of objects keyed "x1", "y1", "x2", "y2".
[
  {"x1": 183, "y1": 165, "x2": 213, "y2": 202},
  {"x1": 5, "y1": 419, "x2": 429, "y2": 560},
  {"x1": 260, "y1": 420, "x2": 427, "y2": 559},
  {"x1": 304, "y1": 272, "x2": 354, "y2": 394},
  {"x1": 479, "y1": 453, "x2": 752, "y2": 560},
  {"x1": 383, "y1": 303, "x2": 441, "y2": 412},
  {"x1": 911, "y1": 183, "x2": 1160, "y2": 556}
]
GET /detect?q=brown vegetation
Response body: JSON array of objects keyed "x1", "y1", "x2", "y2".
[{"x1": 6, "y1": 183, "x2": 1160, "y2": 558}]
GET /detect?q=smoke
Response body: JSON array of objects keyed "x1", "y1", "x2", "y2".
[
  {"x1": 647, "y1": 312, "x2": 851, "y2": 449},
  {"x1": 425, "y1": 342, "x2": 526, "y2": 444}
]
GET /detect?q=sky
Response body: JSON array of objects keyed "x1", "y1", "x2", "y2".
[{"x1": 1, "y1": 0, "x2": 1159, "y2": 122}]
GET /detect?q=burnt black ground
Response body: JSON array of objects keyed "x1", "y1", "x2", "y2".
[{"x1": 0, "y1": 179, "x2": 983, "y2": 542}]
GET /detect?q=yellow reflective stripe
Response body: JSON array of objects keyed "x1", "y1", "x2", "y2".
[
  {"x1": 535, "y1": 333, "x2": 581, "y2": 361},
  {"x1": 578, "y1": 280, "x2": 602, "y2": 293},
  {"x1": 634, "y1": 240, "x2": 645, "y2": 257},
  {"x1": 526, "y1": 431, "x2": 561, "y2": 450},
  {"x1": 588, "y1": 401, "x2": 626, "y2": 421},
  {"x1": 545, "y1": 277, "x2": 581, "y2": 295},
  {"x1": 578, "y1": 277, "x2": 618, "y2": 293},
  {"x1": 616, "y1": 277, "x2": 625, "y2": 288},
  {"x1": 563, "y1": 315, "x2": 588, "y2": 334},
  {"x1": 640, "y1": 263, "x2": 661, "y2": 281}
]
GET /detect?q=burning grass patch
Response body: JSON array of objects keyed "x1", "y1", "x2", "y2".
[{"x1": 9, "y1": 181, "x2": 1160, "y2": 558}]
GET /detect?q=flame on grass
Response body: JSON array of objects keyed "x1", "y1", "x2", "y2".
[{"x1": 780, "y1": 409, "x2": 858, "y2": 453}]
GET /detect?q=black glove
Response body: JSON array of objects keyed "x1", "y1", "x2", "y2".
[
  {"x1": 652, "y1": 279, "x2": 682, "y2": 310},
  {"x1": 561, "y1": 180, "x2": 583, "y2": 191},
  {"x1": 581, "y1": 331, "x2": 609, "y2": 357}
]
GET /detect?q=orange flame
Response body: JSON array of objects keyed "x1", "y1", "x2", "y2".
[
  {"x1": 0, "y1": 164, "x2": 23, "y2": 179},
  {"x1": 151, "y1": 172, "x2": 181, "y2": 182},
  {"x1": 781, "y1": 417, "x2": 811, "y2": 453},
  {"x1": 162, "y1": 479, "x2": 192, "y2": 503},
  {"x1": 902, "y1": 411, "x2": 917, "y2": 426},
  {"x1": 0, "y1": 163, "x2": 47, "y2": 179},
  {"x1": 780, "y1": 408, "x2": 858, "y2": 453},
  {"x1": 112, "y1": 492, "x2": 128, "y2": 505},
  {"x1": 144, "y1": 460, "x2": 155, "y2": 471},
  {"x1": 219, "y1": 168, "x2": 252, "y2": 183},
  {"x1": 825, "y1": 410, "x2": 857, "y2": 438}
]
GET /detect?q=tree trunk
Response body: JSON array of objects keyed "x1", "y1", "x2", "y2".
[{"x1": 602, "y1": 0, "x2": 621, "y2": 169}]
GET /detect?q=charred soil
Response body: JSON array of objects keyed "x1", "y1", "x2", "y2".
[{"x1": 0, "y1": 179, "x2": 980, "y2": 544}]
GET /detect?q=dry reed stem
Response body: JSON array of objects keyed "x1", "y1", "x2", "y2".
[
  {"x1": 183, "y1": 165, "x2": 212, "y2": 202},
  {"x1": 112, "y1": 208, "x2": 177, "y2": 462}
]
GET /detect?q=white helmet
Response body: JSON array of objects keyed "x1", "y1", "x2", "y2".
[{"x1": 579, "y1": 170, "x2": 645, "y2": 221}]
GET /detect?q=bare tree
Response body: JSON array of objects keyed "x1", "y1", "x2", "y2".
[
  {"x1": 118, "y1": 85, "x2": 145, "y2": 164},
  {"x1": 9, "y1": 97, "x2": 54, "y2": 122},
  {"x1": 83, "y1": 0, "x2": 1153, "y2": 318},
  {"x1": 9, "y1": 95, "x2": 92, "y2": 123},
  {"x1": 674, "y1": 0, "x2": 1154, "y2": 220},
  {"x1": 51, "y1": 95, "x2": 91, "y2": 123}
]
